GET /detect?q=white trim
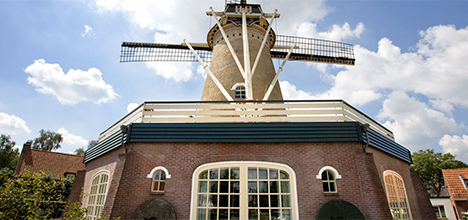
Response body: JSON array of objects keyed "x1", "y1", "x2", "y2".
[
  {"x1": 189, "y1": 161, "x2": 299, "y2": 220},
  {"x1": 147, "y1": 166, "x2": 171, "y2": 179},
  {"x1": 231, "y1": 82, "x2": 246, "y2": 90},
  {"x1": 316, "y1": 166, "x2": 342, "y2": 179}
]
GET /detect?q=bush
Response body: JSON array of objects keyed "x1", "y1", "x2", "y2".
[{"x1": 0, "y1": 169, "x2": 74, "y2": 219}]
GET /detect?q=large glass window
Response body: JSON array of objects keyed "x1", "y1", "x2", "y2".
[
  {"x1": 192, "y1": 162, "x2": 297, "y2": 220},
  {"x1": 87, "y1": 171, "x2": 110, "y2": 220},
  {"x1": 384, "y1": 171, "x2": 412, "y2": 220}
]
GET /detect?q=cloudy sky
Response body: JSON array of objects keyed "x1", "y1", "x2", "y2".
[{"x1": 1, "y1": 0, "x2": 467, "y2": 162}]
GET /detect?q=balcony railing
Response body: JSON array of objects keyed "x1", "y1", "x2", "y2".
[{"x1": 98, "y1": 100, "x2": 394, "y2": 142}]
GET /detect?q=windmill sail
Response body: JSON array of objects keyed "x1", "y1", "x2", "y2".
[{"x1": 120, "y1": 35, "x2": 355, "y2": 65}]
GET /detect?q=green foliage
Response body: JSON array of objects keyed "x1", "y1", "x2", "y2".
[
  {"x1": 62, "y1": 200, "x2": 87, "y2": 220},
  {"x1": 88, "y1": 140, "x2": 98, "y2": 149},
  {"x1": 0, "y1": 134, "x2": 19, "y2": 171},
  {"x1": 0, "y1": 168, "x2": 74, "y2": 219},
  {"x1": 31, "y1": 129, "x2": 63, "y2": 151},
  {"x1": 75, "y1": 147, "x2": 85, "y2": 156},
  {"x1": 411, "y1": 149, "x2": 468, "y2": 197}
]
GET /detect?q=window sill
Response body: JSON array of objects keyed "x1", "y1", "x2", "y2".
[
  {"x1": 150, "y1": 191, "x2": 165, "y2": 195},
  {"x1": 323, "y1": 192, "x2": 338, "y2": 196}
]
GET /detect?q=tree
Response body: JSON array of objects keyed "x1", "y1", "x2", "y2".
[
  {"x1": 0, "y1": 134, "x2": 19, "y2": 171},
  {"x1": 411, "y1": 149, "x2": 468, "y2": 197},
  {"x1": 31, "y1": 129, "x2": 63, "y2": 151},
  {"x1": 74, "y1": 140, "x2": 97, "y2": 156}
]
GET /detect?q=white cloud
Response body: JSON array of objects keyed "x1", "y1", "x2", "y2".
[
  {"x1": 81, "y1": 24, "x2": 94, "y2": 37},
  {"x1": 297, "y1": 22, "x2": 365, "y2": 41},
  {"x1": 377, "y1": 92, "x2": 460, "y2": 151},
  {"x1": 57, "y1": 128, "x2": 88, "y2": 147},
  {"x1": 0, "y1": 112, "x2": 31, "y2": 135},
  {"x1": 25, "y1": 59, "x2": 118, "y2": 105},
  {"x1": 127, "y1": 103, "x2": 139, "y2": 113},
  {"x1": 279, "y1": 81, "x2": 314, "y2": 100},
  {"x1": 440, "y1": 134, "x2": 468, "y2": 162}
]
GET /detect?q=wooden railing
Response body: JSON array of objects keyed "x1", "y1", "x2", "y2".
[{"x1": 98, "y1": 100, "x2": 394, "y2": 141}]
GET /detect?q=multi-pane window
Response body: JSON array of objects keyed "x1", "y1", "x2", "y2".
[
  {"x1": 322, "y1": 170, "x2": 337, "y2": 193},
  {"x1": 433, "y1": 205, "x2": 446, "y2": 218},
  {"x1": 384, "y1": 171, "x2": 412, "y2": 220},
  {"x1": 235, "y1": 86, "x2": 246, "y2": 99},
  {"x1": 87, "y1": 172, "x2": 109, "y2": 220},
  {"x1": 192, "y1": 162, "x2": 296, "y2": 220},
  {"x1": 152, "y1": 170, "x2": 166, "y2": 192}
]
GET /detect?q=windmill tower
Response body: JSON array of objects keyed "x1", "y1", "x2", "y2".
[{"x1": 120, "y1": 0, "x2": 355, "y2": 101}]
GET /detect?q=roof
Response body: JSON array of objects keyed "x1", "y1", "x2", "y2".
[
  {"x1": 442, "y1": 168, "x2": 468, "y2": 200},
  {"x1": 16, "y1": 145, "x2": 85, "y2": 177},
  {"x1": 84, "y1": 121, "x2": 412, "y2": 164}
]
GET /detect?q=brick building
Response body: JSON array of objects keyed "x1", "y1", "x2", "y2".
[
  {"x1": 15, "y1": 142, "x2": 85, "y2": 178},
  {"x1": 79, "y1": 1, "x2": 434, "y2": 219},
  {"x1": 442, "y1": 168, "x2": 468, "y2": 219}
]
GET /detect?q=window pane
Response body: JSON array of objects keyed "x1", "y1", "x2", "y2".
[
  {"x1": 282, "y1": 209, "x2": 292, "y2": 220},
  {"x1": 231, "y1": 181, "x2": 240, "y2": 193},
  {"x1": 259, "y1": 181, "x2": 268, "y2": 193},
  {"x1": 198, "y1": 195, "x2": 207, "y2": 207},
  {"x1": 280, "y1": 171, "x2": 289, "y2": 179},
  {"x1": 249, "y1": 209, "x2": 258, "y2": 220},
  {"x1": 199, "y1": 181, "x2": 208, "y2": 193},
  {"x1": 270, "y1": 195, "x2": 280, "y2": 207},
  {"x1": 281, "y1": 195, "x2": 291, "y2": 207},
  {"x1": 248, "y1": 168, "x2": 257, "y2": 179},
  {"x1": 327, "y1": 171, "x2": 334, "y2": 180},
  {"x1": 323, "y1": 182, "x2": 329, "y2": 192},
  {"x1": 209, "y1": 181, "x2": 218, "y2": 193},
  {"x1": 231, "y1": 195, "x2": 240, "y2": 207},
  {"x1": 220, "y1": 181, "x2": 229, "y2": 193},
  {"x1": 270, "y1": 181, "x2": 279, "y2": 193},
  {"x1": 210, "y1": 169, "x2": 218, "y2": 179},
  {"x1": 322, "y1": 171, "x2": 328, "y2": 180},
  {"x1": 197, "y1": 209, "x2": 207, "y2": 220},
  {"x1": 159, "y1": 182, "x2": 165, "y2": 191},
  {"x1": 269, "y1": 169, "x2": 278, "y2": 179},
  {"x1": 220, "y1": 168, "x2": 229, "y2": 179},
  {"x1": 219, "y1": 195, "x2": 229, "y2": 207},
  {"x1": 219, "y1": 209, "x2": 228, "y2": 220},
  {"x1": 209, "y1": 209, "x2": 217, "y2": 220},
  {"x1": 199, "y1": 171, "x2": 208, "y2": 179},
  {"x1": 329, "y1": 182, "x2": 336, "y2": 192},
  {"x1": 281, "y1": 181, "x2": 290, "y2": 193},
  {"x1": 249, "y1": 195, "x2": 258, "y2": 207},
  {"x1": 160, "y1": 171, "x2": 166, "y2": 180},
  {"x1": 231, "y1": 168, "x2": 239, "y2": 179},
  {"x1": 440, "y1": 206, "x2": 446, "y2": 217},
  {"x1": 259, "y1": 169, "x2": 268, "y2": 179},
  {"x1": 260, "y1": 209, "x2": 269, "y2": 219},
  {"x1": 260, "y1": 195, "x2": 269, "y2": 207},
  {"x1": 154, "y1": 171, "x2": 160, "y2": 180},
  {"x1": 248, "y1": 181, "x2": 257, "y2": 193},
  {"x1": 230, "y1": 209, "x2": 239, "y2": 220},
  {"x1": 209, "y1": 195, "x2": 218, "y2": 207},
  {"x1": 271, "y1": 209, "x2": 280, "y2": 219}
]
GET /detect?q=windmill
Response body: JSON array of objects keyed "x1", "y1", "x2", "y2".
[{"x1": 120, "y1": 0, "x2": 355, "y2": 102}]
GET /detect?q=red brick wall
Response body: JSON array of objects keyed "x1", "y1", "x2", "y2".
[{"x1": 92, "y1": 142, "x2": 412, "y2": 219}]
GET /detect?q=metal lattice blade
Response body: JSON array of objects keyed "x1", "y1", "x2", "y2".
[
  {"x1": 272, "y1": 35, "x2": 355, "y2": 65},
  {"x1": 120, "y1": 42, "x2": 213, "y2": 63}
]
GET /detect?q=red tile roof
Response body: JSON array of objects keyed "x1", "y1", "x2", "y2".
[
  {"x1": 442, "y1": 168, "x2": 468, "y2": 200},
  {"x1": 16, "y1": 147, "x2": 85, "y2": 178}
]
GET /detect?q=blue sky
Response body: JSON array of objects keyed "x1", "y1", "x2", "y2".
[{"x1": 1, "y1": 0, "x2": 468, "y2": 163}]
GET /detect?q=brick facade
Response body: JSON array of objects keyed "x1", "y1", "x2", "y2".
[{"x1": 81, "y1": 141, "x2": 435, "y2": 219}]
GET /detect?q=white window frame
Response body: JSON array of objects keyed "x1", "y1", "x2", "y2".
[
  {"x1": 189, "y1": 161, "x2": 299, "y2": 220},
  {"x1": 316, "y1": 166, "x2": 341, "y2": 193},
  {"x1": 147, "y1": 166, "x2": 171, "y2": 193},
  {"x1": 383, "y1": 170, "x2": 412, "y2": 220},
  {"x1": 86, "y1": 169, "x2": 110, "y2": 220}
]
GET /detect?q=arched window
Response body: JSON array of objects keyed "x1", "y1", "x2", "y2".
[
  {"x1": 152, "y1": 170, "x2": 166, "y2": 192},
  {"x1": 147, "y1": 166, "x2": 171, "y2": 193},
  {"x1": 191, "y1": 162, "x2": 298, "y2": 220},
  {"x1": 235, "y1": 86, "x2": 246, "y2": 99},
  {"x1": 321, "y1": 170, "x2": 337, "y2": 193},
  {"x1": 87, "y1": 171, "x2": 110, "y2": 220},
  {"x1": 383, "y1": 171, "x2": 412, "y2": 220},
  {"x1": 316, "y1": 166, "x2": 341, "y2": 193}
]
